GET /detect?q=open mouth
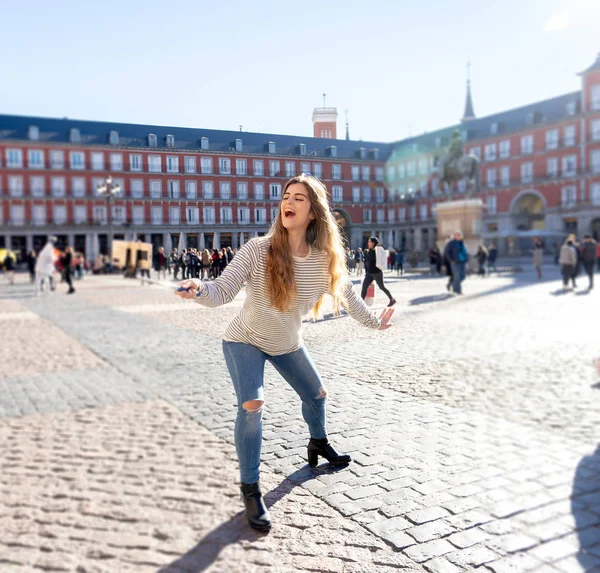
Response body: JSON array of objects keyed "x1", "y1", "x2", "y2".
[{"x1": 284, "y1": 209, "x2": 296, "y2": 219}]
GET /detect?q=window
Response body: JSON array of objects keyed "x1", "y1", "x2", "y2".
[
  {"x1": 236, "y1": 159, "x2": 247, "y2": 175},
  {"x1": 32, "y1": 205, "x2": 46, "y2": 226},
  {"x1": 332, "y1": 164, "x2": 342, "y2": 179},
  {"x1": 131, "y1": 179, "x2": 144, "y2": 198},
  {"x1": 417, "y1": 159, "x2": 427, "y2": 174},
  {"x1": 419, "y1": 204, "x2": 428, "y2": 219},
  {"x1": 363, "y1": 209, "x2": 372, "y2": 223},
  {"x1": 419, "y1": 180, "x2": 428, "y2": 196},
  {"x1": 389, "y1": 187, "x2": 396, "y2": 201},
  {"x1": 270, "y1": 207, "x2": 278, "y2": 223},
  {"x1": 51, "y1": 176, "x2": 66, "y2": 197},
  {"x1": 591, "y1": 150, "x2": 600, "y2": 174},
  {"x1": 74, "y1": 205, "x2": 87, "y2": 224},
  {"x1": 185, "y1": 180, "x2": 197, "y2": 199},
  {"x1": 591, "y1": 84, "x2": 600, "y2": 111},
  {"x1": 388, "y1": 208, "x2": 395, "y2": 223},
  {"x1": 254, "y1": 182, "x2": 265, "y2": 200},
  {"x1": 6, "y1": 148, "x2": 23, "y2": 168},
  {"x1": 362, "y1": 187, "x2": 371, "y2": 202},
  {"x1": 487, "y1": 195, "x2": 497, "y2": 215},
  {"x1": 521, "y1": 134, "x2": 534, "y2": 155},
  {"x1": 484, "y1": 144, "x2": 497, "y2": 162},
  {"x1": 375, "y1": 167, "x2": 384, "y2": 182},
  {"x1": 254, "y1": 207, "x2": 267, "y2": 224},
  {"x1": 407, "y1": 161, "x2": 416, "y2": 177},
  {"x1": 91, "y1": 152, "x2": 104, "y2": 170},
  {"x1": 299, "y1": 143, "x2": 307, "y2": 156},
  {"x1": 486, "y1": 168, "x2": 497, "y2": 188},
  {"x1": 499, "y1": 140, "x2": 510, "y2": 159},
  {"x1": 218, "y1": 158, "x2": 231, "y2": 174},
  {"x1": 270, "y1": 184, "x2": 281, "y2": 200},
  {"x1": 387, "y1": 165, "x2": 395, "y2": 181},
  {"x1": 375, "y1": 209, "x2": 384, "y2": 224},
  {"x1": 268, "y1": 141, "x2": 276, "y2": 154},
  {"x1": 237, "y1": 182, "x2": 248, "y2": 200},
  {"x1": 546, "y1": 157, "x2": 558, "y2": 179},
  {"x1": 148, "y1": 134, "x2": 157, "y2": 147},
  {"x1": 269, "y1": 160, "x2": 280, "y2": 176},
  {"x1": 320, "y1": 129, "x2": 332, "y2": 138},
  {"x1": 202, "y1": 180, "x2": 214, "y2": 199},
  {"x1": 93, "y1": 206, "x2": 107, "y2": 224},
  {"x1": 168, "y1": 180, "x2": 180, "y2": 199},
  {"x1": 200, "y1": 137, "x2": 209, "y2": 150},
  {"x1": 184, "y1": 156, "x2": 196, "y2": 173},
  {"x1": 409, "y1": 204, "x2": 417, "y2": 220},
  {"x1": 238, "y1": 207, "x2": 250, "y2": 223},
  {"x1": 186, "y1": 207, "x2": 199, "y2": 224},
  {"x1": 592, "y1": 119, "x2": 600, "y2": 141},
  {"x1": 562, "y1": 155, "x2": 577, "y2": 177},
  {"x1": 109, "y1": 131, "x2": 119, "y2": 145},
  {"x1": 469, "y1": 147, "x2": 481, "y2": 160},
  {"x1": 546, "y1": 129, "x2": 559, "y2": 150},
  {"x1": 165, "y1": 134, "x2": 175, "y2": 148},
  {"x1": 592, "y1": 183, "x2": 600, "y2": 206},
  {"x1": 220, "y1": 181, "x2": 231, "y2": 199},
  {"x1": 561, "y1": 186, "x2": 577, "y2": 207},
  {"x1": 430, "y1": 180, "x2": 438, "y2": 196},
  {"x1": 169, "y1": 206, "x2": 181, "y2": 224},
  {"x1": 69, "y1": 128, "x2": 80, "y2": 143},
  {"x1": 148, "y1": 155, "x2": 162, "y2": 172},
  {"x1": 10, "y1": 205, "x2": 25, "y2": 225},
  {"x1": 30, "y1": 176, "x2": 44, "y2": 197},
  {"x1": 28, "y1": 125, "x2": 39, "y2": 140},
  {"x1": 150, "y1": 180, "x2": 162, "y2": 198},
  {"x1": 130, "y1": 154, "x2": 142, "y2": 171},
  {"x1": 398, "y1": 207, "x2": 406, "y2": 221},
  {"x1": 362, "y1": 165, "x2": 371, "y2": 180},
  {"x1": 332, "y1": 185, "x2": 343, "y2": 202},
  {"x1": 520, "y1": 162, "x2": 533, "y2": 183},
  {"x1": 28, "y1": 149, "x2": 45, "y2": 168},
  {"x1": 352, "y1": 187, "x2": 361, "y2": 202},
  {"x1": 72, "y1": 177, "x2": 85, "y2": 197},
  {"x1": 490, "y1": 123, "x2": 499, "y2": 135},
  {"x1": 500, "y1": 166, "x2": 510, "y2": 186},
  {"x1": 151, "y1": 206, "x2": 163, "y2": 224},
  {"x1": 50, "y1": 150, "x2": 64, "y2": 169},
  {"x1": 235, "y1": 139, "x2": 243, "y2": 152},
  {"x1": 398, "y1": 164, "x2": 406, "y2": 178},
  {"x1": 300, "y1": 162, "x2": 310, "y2": 174},
  {"x1": 166, "y1": 156, "x2": 179, "y2": 173},
  {"x1": 351, "y1": 165, "x2": 360, "y2": 181},
  {"x1": 285, "y1": 161, "x2": 296, "y2": 177},
  {"x1": 110, "y1": 153, "x2": 123, "y2": 171},
  {"x1": 253, "y1": 160, "x2": 264, "y2": 176},
  {"x1": 112, "y1": 206, "x2": 126, "y2": 225},
  {"x1": 201, "y1": 157, "x2": 213, "y2": 174},
  {"x1": 92, "y1": 177, "x2": 104, "y2": 196},
  {"x1": 564, "y1": 125, "x2": 576, "y2": 147},
  {"x1": 132, "y1": 205, "x2": 144, "y2": 225},
  {"x1": 203, "y1": 207, "x2": 215, "y2": 224}
]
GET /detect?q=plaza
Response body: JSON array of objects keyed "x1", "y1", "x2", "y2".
[{"x1": 1, "y1": 266, "x2": 599, "y2": 572}]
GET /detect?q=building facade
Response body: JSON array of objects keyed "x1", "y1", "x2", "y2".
[{"x1": 1, "y1": 52, "x2": 599, "y2": 260}]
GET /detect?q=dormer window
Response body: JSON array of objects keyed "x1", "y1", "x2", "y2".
[
  {"x1": 109, "y1": 130, "x2": 119, "y2": 145},
  {"x1": 148, "y1": 133, "x2": 157, "y2": 147},
  {"x1": 165, "y1": 134, "x2": 175, "y2": 148},
  {"x1": 28, "y1": 125, "x2": 39, "y2": 141},
  {"x1": 69, "y1": 128, "x2": 81, "y2": 143},
  {"x1": 200, "y1": 136, "x2": 209, "y2": 150},
  {"x1": 358, "y1": 147, "x2": 367, "y2": 159},
  {"x1": 566, "y1": 101, "x2": 577, "y2": 116},
  {"x1": 490, "y1": 122, "x2": 498, "y2": 135},
  {"x1": 235, "y1": 138, "x2": 243, "y2": 152},
  {"x1": 299, "y1": 143, "x2": 307, "y2": 156},
  {"x1": 268, "y1": 141, "x2": 276, "y2": 154},
  {"x1": 435, "y1": 137, "x2": 442, "y2": 148},
  {"x1": 327, "y1": 146, "x2": 337, "y2": 158},
  {"x1": 370, "y1": 148, "x2": 379, "y2": 160}
]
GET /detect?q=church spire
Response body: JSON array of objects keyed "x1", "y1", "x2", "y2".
[
  {"x1": 345, "y1": 109, "x2": 350, "y2": 140},
  {"x1": 461, "y1": 61, "x2": 476, "y2": 122}
]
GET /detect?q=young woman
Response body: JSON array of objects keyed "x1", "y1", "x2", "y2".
[{"x1": 176, "y1": 175, "x2": 394, "y2": 531}]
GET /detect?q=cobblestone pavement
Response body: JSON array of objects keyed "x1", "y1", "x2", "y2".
[{"x1": 1, "y1": 266, "x2": 600, "y2": 572}]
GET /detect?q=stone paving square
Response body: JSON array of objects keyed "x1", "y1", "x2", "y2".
[{"x1": 0, "y1": 266, "x2": 599, "y2": 572}]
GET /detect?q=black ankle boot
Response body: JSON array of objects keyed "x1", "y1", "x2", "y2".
[
  {"x1": 307, "y1": 438, "x2": 351, "y2": 468},
  {"x1": 240, "y1": 481, "x2": 271, "y2": 531}
]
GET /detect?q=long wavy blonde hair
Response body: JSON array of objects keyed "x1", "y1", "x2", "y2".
[{"x1": 266, "y1": 174, "x2": 347, "y2": 316}]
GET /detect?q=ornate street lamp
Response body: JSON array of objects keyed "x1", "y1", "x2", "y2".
[{"x1": 96, "y1": 175, "x2": 121, "y2": 260}]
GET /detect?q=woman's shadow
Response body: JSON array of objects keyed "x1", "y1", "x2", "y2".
[
  {"x1": 572, "y1": 444, "x2": 600, "y2": 570},
  {"x1": 158, "y1": 463, "x2": 344, "y2": 573}
]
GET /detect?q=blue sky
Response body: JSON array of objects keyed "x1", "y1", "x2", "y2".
[{"x1": 1, "y1": 0, "x2": 598, "y2": 142}]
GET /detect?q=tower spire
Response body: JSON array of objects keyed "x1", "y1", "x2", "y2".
[
  {"x1": 461, "y1": 61, "x2": 476, "y2": 122},
  {"x1": 345, "y1": 109, "x2": 350, "y2": 140}
]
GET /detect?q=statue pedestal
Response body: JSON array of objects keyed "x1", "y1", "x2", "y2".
[{"x1": 436, "y1": 199, "x2": 483, "y2": 255}]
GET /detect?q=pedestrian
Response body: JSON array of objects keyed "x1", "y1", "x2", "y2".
[
  {"x1": 175, "y1": 174, "x2": 394, "y2": 532},
  {"x1": 445, "y1": 230, "x2": 469, "y2": 294},
  {"x1": 62, "y1": 246, "x2": 76, "y2": 294},
  {"x1": 559, "y1": 238, "x2": 577, "y2": 289},
  {"x1": 27, "y1": 250, "x2": 36, "y2": 284},
  {"x1": 360, "y1": 237, "x2": 396, "y2": 307},
  {"x1": 532, "y1": 238, "x2": 544, "y2": 279},
  {"x1": 202, "y1": 249, "x2": 212, "y2": 280},
  {"x1": 35, "y1": 237, "x2": 58, "y2": 295},
  {"x1": 2, "y1": 252, "x2": 15, "y2": 285},
  {"x1": 582, "y1": 234, "x2": 596, "y2": 290},
  {"x1": 487, "y1": 243, "x2": 498, "y2": 274},
  {"x1": 395, "y1": 250, "x2": 404, "y2": 276},
  {"x1": 476, "y1": 244, "x2": 488, "y2": 277},
  {"x1": 171, "y1": 249, "x2": 180, "y2": 281},
  {"x1": 354, "y1": 248, "x2": 364, "y2": 276},
  {"x1": 442, "y1": 237, "x2": 453, "y2": 292},
  {"x1": 596, "y1": 240, "x2": 600, "y2": 273},
  {"x1": 153, "y1": 247, "x2": 167, "y2": 280}
]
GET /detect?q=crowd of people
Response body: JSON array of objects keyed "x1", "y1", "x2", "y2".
[{"x1": 345, "y1": 247, "x2": 405, "y2": 276}]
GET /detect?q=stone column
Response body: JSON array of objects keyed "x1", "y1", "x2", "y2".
[
  {"x1": 199, "y1": 232, "x2": 205, "y2": 250},
  {"x1": 232, "y1": 231, "x2": 238, "y2": 249},
  {"x1": 239, "y1": 232, "x2": 245, "y2": 246},
  {"x1": 26, "y1": 235, "x2": 33, "y2": 253},
  {"x1": 387, "y1": 230, "x2": 393, "y2": 249},
  {"x1": 213, "y1": 231, "x2": 220, "y2": 249},
  {"x1": 252, "y1": 231, "x2": 259, "y2": 238}
]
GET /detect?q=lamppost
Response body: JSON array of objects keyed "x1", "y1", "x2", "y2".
[{"x1": 96, "y1": 175, "x2": 121, "y2": 261}]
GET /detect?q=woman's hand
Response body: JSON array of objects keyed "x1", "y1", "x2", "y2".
[
  {"x1": 378, "y1": 308, "x2": 395, "y2": 330},
  {"x1": 175, "y1": 279, "x2": 201, "y2": 299}
]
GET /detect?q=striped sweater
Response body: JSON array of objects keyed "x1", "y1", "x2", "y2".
[{"x1": 194, "y1": 236, "x2": 381, "y2": 355}]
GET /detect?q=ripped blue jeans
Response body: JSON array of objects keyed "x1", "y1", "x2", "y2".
[{"x1": 222, "y1": 341, "x2": 328, "y2": 484}]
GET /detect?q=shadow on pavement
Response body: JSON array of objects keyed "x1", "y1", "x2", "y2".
[
  {"x1": 159, "y1": 463, "x2": 344, "y2": 572},
  {"x1": 572, "y1": 445, "x2": 600, "y2": 570},
  {"x1": 408, "y1": 293, "x2": 454, "y2": 306}
]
